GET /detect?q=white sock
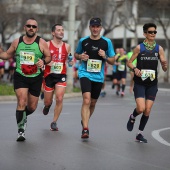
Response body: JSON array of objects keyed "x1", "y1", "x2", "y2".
[{"x1": 138, "y1": 130, "x2": 143, "y2": 134}]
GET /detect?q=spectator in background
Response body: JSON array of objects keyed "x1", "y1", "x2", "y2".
[
  {"x1": 7, "y1": 57, "x2": 16, "y2": 83},
  {"x1": 115, "y1": 48, "x2": 128, "y2": 97},
  {"x1": 100, "y1": 62, "x2": 107, "y2": 97},
  {"x1": 73, "y1": 58, "x2": 80, "y2": 87},
  {"x1": 111, "y1": 48, "x2": 120, "y2": 92},
  {"x1": 0, "y1": 58, "x2": 5, "y2": 82}
]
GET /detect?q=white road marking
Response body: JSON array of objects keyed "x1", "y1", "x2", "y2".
[{"x1": 152, "y1": 127, "x2": 170, "y2": 146}]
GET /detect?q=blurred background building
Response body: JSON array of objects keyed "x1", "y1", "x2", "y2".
[{"x1": 0, "y1": 0, "x2": 170, "y2": 81}]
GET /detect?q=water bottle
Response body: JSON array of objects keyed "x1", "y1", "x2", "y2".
[{"x1": 68, "y1": 53, "x2": 73, "y2": 67}]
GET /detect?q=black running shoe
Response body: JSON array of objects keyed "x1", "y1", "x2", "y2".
[
  {"x1": 43, "y1": 106, "x2": 50, "y2": 115},
  {"x1": 127, "y1": 114, "x2": 135, "y2": 131},
  {"x1": 16, "y1": 129, "x2": 25, "y2": 142},
  {"x1": 116, "y1": 91, "x2": 119, "y2": 96},
  {"x1": 136, "y1": 133, "x2": 147, "y2": 143},
  {"x1": 81, "y1": 128, "x2": 89, "y2": 138},
  {"x1": 50, "y1": 122, "x2": 58, "y2": 131}
]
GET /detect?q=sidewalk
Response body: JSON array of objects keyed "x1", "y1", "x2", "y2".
[{"x1": 0, "y1": 92, "x2": 82, "y2": 102}]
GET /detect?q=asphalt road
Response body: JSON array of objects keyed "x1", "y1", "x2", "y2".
[{"x1": 0, "y1": 83, "x2": 170, "y2": 170}]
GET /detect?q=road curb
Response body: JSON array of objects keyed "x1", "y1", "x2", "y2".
[{"x1": 0, "y1": 92, "x2": 82, "y2": 102}]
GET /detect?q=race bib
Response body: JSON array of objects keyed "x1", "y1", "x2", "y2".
[
  {"x1": 50, "y1": 62, "x2": 63, "y2": 74},
  {"x1": 87, "y1": 59, "x2": 102, "y2": 72},
  {"x1": 141, "y1": 69, "x2": 155, "y2": 81},
  {"x1": 118, "y1": 64, "x2": 125, "y2": 71},
  {"x1": 20, "y1": 51, "x2": 35, "y2": 65}
]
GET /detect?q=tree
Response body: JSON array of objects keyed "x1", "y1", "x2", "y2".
[
  {"x1": 76, "y1": 0, "x2": 124, "y2": 38},
  {"x1": 0, "y1": 1, "x2": 22, "y2": 49}
]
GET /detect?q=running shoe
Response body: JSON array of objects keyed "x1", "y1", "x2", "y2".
[
  {"x1": 121, "y1": 92, "x2": 125, "y2": 97},
  {"x1": 100, "y1": 91, "x2": 106, "y2": 97},
  {"x1": 127, "y1": 114, "x2": 135, "y2": 131},
  {"x1": 81, "y1": 128, "x2": 89, "y2": 138},
  {"x1": 43, "y1": 106, "x2": 50, "y2": 115},
  {"x1": 50, "y1": 122, "x2": 58, "y2": 131},
  {"x1": 116, "y1": 91, "x2": 119, "y2": 96},
  {"x1": 136, "y1": 133, "x2": 147, "y2": 143},
  {"x1": 16, "y1": 129, "x2": 25, "y2": 142}
]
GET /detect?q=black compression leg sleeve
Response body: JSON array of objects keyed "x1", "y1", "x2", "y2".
[
  {"x1": 132, "y1": 108, "x2": 139, "y2": 117},
  {"x1": 139, "y1": 114, "x2": 149, "y2": 131},
  {"x1": 16, "y1": 110, "x2": 27, "y2": 132},
  {"x1": 122, "y1": 84, "x2": 126, "y2": 92},
  {"x1": 16, "y1": 110, "x2": 25, "y2": 124},
  {"x1": 25, "y1": 106, "x2": 34, "y2": 116}
]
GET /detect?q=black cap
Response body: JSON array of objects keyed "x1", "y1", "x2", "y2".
[{"x1": 89, "y1": 17, "x2": 102, "y2": 26}]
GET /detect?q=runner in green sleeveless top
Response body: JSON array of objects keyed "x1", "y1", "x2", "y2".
[
  {"x1": 127, "y1": 46, "x2": 137, "y2": 93},
  {"x1": 0, "y1": 18, "x2": 51, "y2": 142},
  {"x1": 15, "y1": 35, "x2": 44, "y2": 77}
]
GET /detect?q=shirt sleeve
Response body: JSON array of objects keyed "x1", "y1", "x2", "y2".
[{"x1": 106, "y1": 39, "x2": 115, "y2": 57}]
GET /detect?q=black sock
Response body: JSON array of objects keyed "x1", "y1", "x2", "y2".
[
  {"x1": 25, "y1": 106, "x2": 34, "y2": 116},
  {"x1": 16, "y1": 110, "x2": 26, "y2": 132},
  {"x1": 132, "y1": 108, "x2": 139, "y2": 117},
  {"x1": 16, "y1": 110, "x2": 24, "y2": 124},
  {"x1": 45, "y1": 104, "x2": 52, "y2": 109},
  {"x1": 122, "y1": 84, "x2": 126, "y2": 92},
  {"x1": 139, "y1": 114, "x2": 149, "y2": 131}
]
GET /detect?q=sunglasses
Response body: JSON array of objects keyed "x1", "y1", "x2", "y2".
[
  {"x1": 26, "y1": 24, "x2": 37, "y2": 29},
  {"x1": 147, "y1": 31, "x2": 157, "y2": 34}
]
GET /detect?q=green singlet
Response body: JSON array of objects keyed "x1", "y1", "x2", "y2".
[{"x1": 15, "y1": 36, "x2": 43, "y2": 77}]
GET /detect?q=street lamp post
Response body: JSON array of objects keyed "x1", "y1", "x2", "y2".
[{"x1": 66, "y1": 0, "x2": 76, "y2": 93}]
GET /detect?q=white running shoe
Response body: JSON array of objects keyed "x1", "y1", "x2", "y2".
[{"x1": 16, "y1": 131, "x2": 26, "y2": 142}]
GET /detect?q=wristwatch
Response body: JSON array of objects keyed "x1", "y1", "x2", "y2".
[
  {"x1": 132, "y1": 67, "x2": 137, "y2": 72},
  {"x1": 104, "y1": 55, "x2": 108, "y2": 61}
]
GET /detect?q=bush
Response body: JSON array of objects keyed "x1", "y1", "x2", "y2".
[
  {"x1": 0, "y1": 83, "x2": 15, "y2": 95},
  {"x1": 0, "y1": 83, "x2": 81, "y2": 96}
]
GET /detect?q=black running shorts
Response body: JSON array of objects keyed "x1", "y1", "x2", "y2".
[
  {"x1": 13, "y1": 72, "x2": 43, "y2": 97},
  {"x1": 80, "y1": 77, "x2": 103, "y2": 99},
  {"x1": 133, "y1": 83, "x2": 158, "y2": 101}
]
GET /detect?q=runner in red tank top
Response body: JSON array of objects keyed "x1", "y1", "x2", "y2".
[
  {"x1": 43, "y1": 24, "x2": 73, "y2": 131},
  {"x1": 44, "y1": 41, "x2": 68, "y2": 78}
]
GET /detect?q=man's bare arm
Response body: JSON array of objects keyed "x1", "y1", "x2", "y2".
[{"x1": 0, "y1": 39, "x2": 18, "y2": 60}]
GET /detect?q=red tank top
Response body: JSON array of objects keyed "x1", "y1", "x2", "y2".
[{"x1": 44, "y1": 41, "x2": 68, "y2": 77}]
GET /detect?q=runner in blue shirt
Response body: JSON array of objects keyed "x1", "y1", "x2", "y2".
[{"x1": 74, "y1": 17, "x2": 115, "y2": 138}]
